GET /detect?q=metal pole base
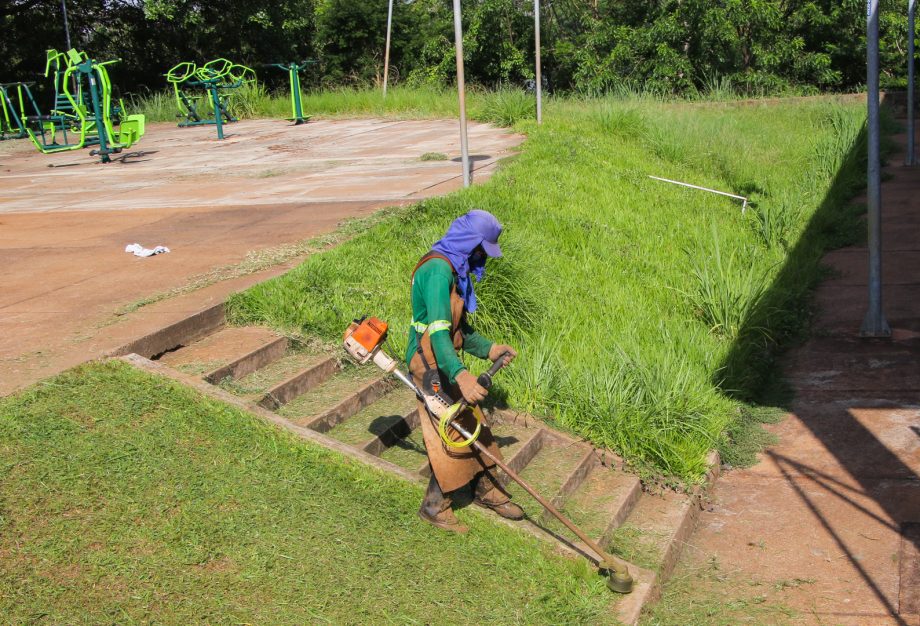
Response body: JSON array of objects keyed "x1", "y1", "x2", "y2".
[{"x1": 860, "y1": 312, "x2": 892, "y2": 338}]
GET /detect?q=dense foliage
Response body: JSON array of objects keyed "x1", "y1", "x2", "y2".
[{"x1": 1, "y1": 0, "x2": 916, "y2": 97}]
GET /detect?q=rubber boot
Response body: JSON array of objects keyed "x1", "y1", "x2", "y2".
[
  {"x1": 418, "y1": 474, "x2": 469, "y2": 534},
  {"x1": 473, "y1": 470, "x2": 524, "y2": 520}
]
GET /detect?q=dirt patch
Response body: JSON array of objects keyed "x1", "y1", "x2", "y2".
[{"x1": 194, "y1": 555, "x2": 238, "y2": 574}]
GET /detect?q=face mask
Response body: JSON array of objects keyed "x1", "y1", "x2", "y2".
[{"x1": 470, "y1": 245, "x2": 486, "y2": 265}]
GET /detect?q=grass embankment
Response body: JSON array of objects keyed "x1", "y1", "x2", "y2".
[
  {"x1": 0, "y1": 361, "x2": 612, "y2": 623},
  {"x1": 228, "y1": 96, "x2": 868, "y2": 483}
]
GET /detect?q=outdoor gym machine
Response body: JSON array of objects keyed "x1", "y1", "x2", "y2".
[
  {"x1": 267, "y1": 61, "x2": 316, "y2": 125},
  {"x1": 23, "y1": 48, "x2": 145, "y2": 163},
  {"x1": 166, "y1": 59, "x2": 256, "y2": 140},
  {"x1": 0, "y1": 82, "x2": 41, "y2": 140}
]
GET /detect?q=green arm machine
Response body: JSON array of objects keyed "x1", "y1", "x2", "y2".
[
  {"x1": 166, "y1": 59, "x2": 256, "y2": 140},
  {"x1": 267, "y1": 60, "x2": 317, "y2": 125}
]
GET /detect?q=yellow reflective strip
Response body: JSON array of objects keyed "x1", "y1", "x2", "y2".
[
  {"x1": 411, "y1": 322, "x2": 427, "y2": 333},
  {"x1": 428, "y1": 320, "x2": 451, "y2": 334}
]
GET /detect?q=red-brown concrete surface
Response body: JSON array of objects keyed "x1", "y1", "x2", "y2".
[
  {"x1": 0, "y1": 119, "x2": 522, "y2": 395},
  {"x1": 676, "y1": 128, "x2": 920, "y2": 624}
]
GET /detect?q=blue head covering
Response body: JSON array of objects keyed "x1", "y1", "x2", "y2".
[{"x1": 430, "y1": 209, "x2": 503, "y2": 313}]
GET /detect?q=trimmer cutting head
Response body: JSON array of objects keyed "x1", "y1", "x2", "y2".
[
  {"x1": 598, "y1": 557, "x2": 635, "y2": 594},
  {"x1": 605, "y1": 570, "x2": 634, "y2": 594}
]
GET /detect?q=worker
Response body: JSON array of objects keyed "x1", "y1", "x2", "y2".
[{"x1": 407, "y1": 209, "x2": 524, "y2": 533}]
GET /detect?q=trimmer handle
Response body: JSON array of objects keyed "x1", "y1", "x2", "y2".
[{"x1": 477, "y1": 351, "x2": 510, "y2": 390}]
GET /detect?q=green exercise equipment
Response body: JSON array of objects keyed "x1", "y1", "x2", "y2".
[
  {"x1": 166, "y1": 58, "x2": 255, "y2": 139},
  {"x1": 267, "y1": 61, "x2": 316, "y2": 125},
  {"x1": 0, "y1": 82, "x2": 41, "y2": 140},
  {"x1": 22, "y1": 48, "x2": 145, "y2": 163}
]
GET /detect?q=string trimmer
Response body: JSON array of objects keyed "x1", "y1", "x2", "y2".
[{"x1": 343, "y1": 316, "x2": 634, "y2": 594}]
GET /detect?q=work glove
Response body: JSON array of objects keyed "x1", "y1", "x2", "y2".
[
  {"x1": 488, "y1": 343, "x2": 518, "y2": 366},
  {"x1": 456, "y1": 370, "x2": 488, "y2": 404}
]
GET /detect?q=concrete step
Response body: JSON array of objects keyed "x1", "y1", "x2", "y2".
[
  {"x1": 378, "y1": 425, "x2": 428, "y2": 472},
  {"x1": 324, "y1": 387, "x2": 417, "y2": 446},
  {"x1": 503, "y1": 434, "x2": 590, "y2": 519},
  {"x1": 219, "y1": 350, "x2": 334, "y2": 399},
  {"x1": 275, "y1": 366, "x2": 384, "y2": 426},
  {"x1": 259, "y1": 356, "x2": 340, "y2": 410},
  {"x1": 490, "y1": 413, "x2": 542, "y2": 460},
  {"x1": 206, "y1": 336, "x2": 289, "y2": 384},
  {"x1": 156, "y1": 326, "x2": 283, "y2": 376},
  {"x1": 547, "y1": 455, "x2": 643, "y2": 547},
  {"x1": 611, "y1": 488, "x2": 699, "y2": 582},
  {"x1": 361, "y1": 407, "x2": 420, "y2": 456}
]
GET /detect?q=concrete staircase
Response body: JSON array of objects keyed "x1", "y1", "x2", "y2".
[{"x1": 120, "y1": 322, "x2": 718, "y2": 624}]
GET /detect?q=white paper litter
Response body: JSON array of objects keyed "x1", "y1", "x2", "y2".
[{"x1": 125, "y1": 243, "x2": 170, "y2": 257}]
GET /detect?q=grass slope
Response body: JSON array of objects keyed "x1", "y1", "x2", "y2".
[
  {"x1": 227, "y1": 96, "x2": 867, "y2": 483},
  {"x1": 0, "y1": 361, "x2": 613, "y2": 624}
]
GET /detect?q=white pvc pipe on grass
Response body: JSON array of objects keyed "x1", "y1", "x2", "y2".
[{"x1": 648, "y1": 175, "x2": 749, "y2": 213}]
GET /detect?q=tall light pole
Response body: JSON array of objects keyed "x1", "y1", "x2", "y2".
[
  {"x1": 61, "y1": 0, "x2": 72, "y2": 50},
  {"x1": 908, "y1": 0, "x2": 917, "y2": 165},
  {"x1": 383, "y1": 0, "x2": 394, "y2": 97},
  {"x1": 534, "y1": 0, "x2": 542, "y2": 124},
  {"x1": 452, "y1": 0, "x2": 470, "y2": 187},
  {"x1": 862, "y1": 0, "x2": 891, "y2": 337}
]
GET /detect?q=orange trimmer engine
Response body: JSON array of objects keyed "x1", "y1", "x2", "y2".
[
  {"x1": 343, "y1": 316, "x2": 388, "y2": 363},
  {"x1": 342, "y1": 315, "x2": 402, "y2": 375}
]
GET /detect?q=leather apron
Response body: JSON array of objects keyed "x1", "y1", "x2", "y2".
[{"x1": 409, "y1": 254, "x2": 504, "y2": 493}]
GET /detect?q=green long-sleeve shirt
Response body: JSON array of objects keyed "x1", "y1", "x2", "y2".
[{"x1": 405, "y1": 257, "x2": 493, "y2": 383}]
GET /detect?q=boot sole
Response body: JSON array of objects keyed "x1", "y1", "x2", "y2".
[{"x1": 473, "y1": 499, "x2": 525, "y2": 521}]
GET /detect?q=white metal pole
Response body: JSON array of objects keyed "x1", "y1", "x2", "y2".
[
  {"x1": 383, "y1": 0, "x2": 394, "y2": 97},
  {"x1": 908, "y1": 0, "x2": 916, "y2": 165},
  {"x1": 534, "y1": 0, "x2": 542, "y2": 124},
  {"x1": 862, "y1": 0, "x2": 891, "y2": 337},
  {"x1": 453, "y1": 0, "x2": 470, "y2": 187}
]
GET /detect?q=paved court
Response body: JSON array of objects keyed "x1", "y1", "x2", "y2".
[{"x1": 0, "y1": 118, "x2": 522, "y2": 394}]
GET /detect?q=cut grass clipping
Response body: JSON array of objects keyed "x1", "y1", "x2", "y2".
[
  {"x1": 228, "y1": 96, "x2": 869, "y2": 484},
  {"x1": 0, "y1": 361, "x2": 614, "y2": 624}
]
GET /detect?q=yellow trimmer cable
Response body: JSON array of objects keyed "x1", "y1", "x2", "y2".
[{"x1": 437, "y1": 403, "x2": 481, "y2": 448}]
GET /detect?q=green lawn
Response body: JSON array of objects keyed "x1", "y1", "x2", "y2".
[
  {"x1": 227, "y1": 95, "x2": 869, "y2": 483},
  {"x1": 0, "y1": 361, "x2": 614, "y2": 624}
]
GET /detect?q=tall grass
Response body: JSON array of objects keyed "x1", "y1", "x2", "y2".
[
  {"x1": 130, "y1": 84, "x2": 546, "y2": 126},
  {"x1": 680, "y1": 224, "x2": 771, "y2": 339},
  {"x1": 226, "y1": 96, "x2": 867, "y2": 483},
  {"x1": 125, "y1": 89, "x2": 177, "y2": 123}
]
